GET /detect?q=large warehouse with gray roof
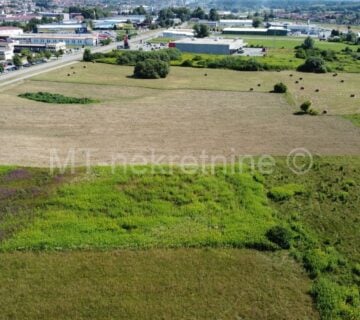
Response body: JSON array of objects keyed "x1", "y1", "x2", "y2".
[{"x1": 169, "y1": 38, "x2": 246, "y2": 55}]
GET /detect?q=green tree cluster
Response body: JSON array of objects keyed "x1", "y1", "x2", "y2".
[
  {"x1": 133, "y1": 59, "x2": 169, "y2": 79},
  {"x1": 193, "y1": 24, "x2": 210, "y2": 38}
]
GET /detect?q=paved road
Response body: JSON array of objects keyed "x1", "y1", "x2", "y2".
[{"x1": 0, "y1": 29, "x2": 163, "y2": 88}]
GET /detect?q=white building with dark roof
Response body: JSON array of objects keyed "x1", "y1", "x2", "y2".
[
  {"x1": 12, "y1": 33, "x2": 98, "y2": 47},
  {"x1": 170, "y1": 38, "x2": 246, "y2": 55}
]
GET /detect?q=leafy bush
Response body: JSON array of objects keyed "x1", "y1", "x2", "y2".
[
  {"x1": 273, "y1": 82, "x2": 288, "y2": 93},
  {"x1": 300, "y1": 101, "x2": 312, "y2": 113},
  {"x1": 165, "y1": 48, "x2": 182, "y2": 61},
  {"x1": 19, "y1": 92, "x2": 97, "y2": 104},
  {"x1": 295, "y1": 48, "x2": 307, "y2": 59},
  {"x1": 133, "y1": 59, "x2": 170, "y2": 79},
  {"x1": 181, "y1": 59, "x2": 193, "y2": 67},
  {"x1": 303, "y1": 248, "x2": 342, "y2": 278},
  {"x1": 117, "y1": 49, "x2": 181, "y2": 65},
  {"x1": 295, "y1": 47, "x2": 337, "y2": 62},
  {"x1": 302, "y1": 36, "x2": 315, "y2": 50},
  {"x1": 83, "y1": 49, "x2": 93, "y2": 62},
  {"x1": 205, "y1": 57, "x2": 285, "y2": 72},
  {"x1": 266, "y1": 226, "x2": 293, "y2": 249},
  {"x1": 308, "y1": 109, "x2": 319, "y2": 116},
  {"x1": 298, "y1": 56, "x2": 327, "y2": 73},
  {"x1": 193, "y1": 23, "x2": 210, "y2": 38},
  {"x1": 192, "y1": 55, "x2": 203, "y2": 61},
  {"x1": 311, "y1": 277, "x2": 360, "y2": 320},
  {"x1": 321, "y1": 49, "x2": 337, "y2": 62},
  {"x1": 268, "y1": 183, "x2": 305, "y2": 201},
  {"x1": 352, "y1": 264, "x2": 360, "y2": 276}
]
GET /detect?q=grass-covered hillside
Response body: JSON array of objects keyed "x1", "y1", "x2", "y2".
[{"x1": 0, "y1": 158, "x2": 359, "y2": 319}]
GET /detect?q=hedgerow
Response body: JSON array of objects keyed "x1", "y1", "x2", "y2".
[{"x1": 19, "y1": 92, "x2": 98, "y2": 104}]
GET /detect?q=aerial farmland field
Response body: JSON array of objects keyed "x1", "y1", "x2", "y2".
[
  {"x1": 0, "y1": 64, "x2": 359, "y2": 166},
  {"x1": 0, "y1": 60, "x2": 359, "y2": 319}
]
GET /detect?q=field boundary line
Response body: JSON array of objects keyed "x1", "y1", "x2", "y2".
[{"x1": 28, "y1": 78, "x2": 281, "y2": 94}]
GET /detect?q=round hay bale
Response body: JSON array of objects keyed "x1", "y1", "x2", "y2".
[
  {"x1": 67, "y1": 74, "x2": 71, "y2": 76},
  {"x1": 295, "y1": 81, "x2": 299, "y2": 84},
  {"x1": 350, "y1": 94, "x2": 355, "y2": 98},
  {"x1": 257, "y1": 84, "x2": 261, "y2": 87},
  {"x1": 340, "y1": 80, "x2": 344, "y2": 83},
  {"x1": 322, "y1": 110, "x2": 328, "y2": 115},
  {"x1": 300, "y1": 87, "x2": 305, "y2": 90},
  {"x1": 250, "y1": 88, "x2": 254, "y2": 91}
]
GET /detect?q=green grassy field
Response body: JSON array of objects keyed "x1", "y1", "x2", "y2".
[
  {"x1": 32, "y1": 63, "x2": 360, "y2": 114},
  {"x1": 0, "y1": 166, "x2": 278, "y2": 251},
  {"x1": 239, "y1": 36, "x2": 356, "y2": 51},
  {"x1": 224, "y1": 36, "x2": 360, "y2": 72},
  {"x1": 0, "y1": 159, "x2": 359, "y2": 319},
  {"x1": 149, "y1": 37, "x2": 175, "y2": 43},
  {"x1": 0, "y1": 249, "x2": 317, "y2": 320}
]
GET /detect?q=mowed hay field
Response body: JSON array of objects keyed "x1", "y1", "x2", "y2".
[
  {"x1": 32, "y1": 64, "x2": 360, "y2": 114},
  {"x1": 0, "y1": 64, "x2": 359, "y2": 166}
]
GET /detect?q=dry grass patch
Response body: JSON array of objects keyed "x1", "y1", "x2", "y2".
[{"x1": 0, "y1": 79, "x2": 359, "y2": 166}]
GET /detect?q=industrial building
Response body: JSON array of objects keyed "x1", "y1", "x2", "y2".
[
  {"x1": 190, "y1": 19, "x2": 219, "y2": 28},
  {"x1": 286, "y1": 24, "x2": 320, "y2": 35},
  {"x1": 12, "y1": 33, "x2": 98, "y2": 47},
  {"x1": 219, "y1": 19, "x2": 253, "y2": 28},
  {"x1": 266, "y1": 21, "x2": 322, "y2": 35},
  {"x1": 14, "y1": 42, "x2": 66, "y2": 53},
  {"x1": 93, "y1": 15, "x2": 146, "y2": 29},
  {"x1": 37, "y1": 23, "x2": 88, "y2": 34},
  {"x1": 222, "y1": 27, "x2": 288, "y2": 36},
  {"x1": 169, "y1": 38, "x2": 246, "y2": 55},
  {"x1": 162, "y1": 29, "x2": 194, "y2": 39}
]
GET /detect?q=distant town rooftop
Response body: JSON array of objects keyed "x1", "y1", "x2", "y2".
[
  {"x1": 219, "y1": 19, "x2": 253, "y2": 23},
  {"x1": 37, "y1": 24, "x2": 84, "y2": 29},
  {"x1": 223, "y1": 28, "x2": 268, "y2": 33},
  {"x1": 223, "y1": 27, "x2": 287, "y2": 32},
  {"x1": 174, "y1": 37, "x2": 245, "y2": 48},
  {"x1": 13, "y1": 33, "x2": 96, "y2": 40}
]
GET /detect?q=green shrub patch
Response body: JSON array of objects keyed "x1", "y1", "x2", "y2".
[
  {"x1": 19, "y1": 92, "x2": 98, "y2": 104},
  {"x1": 268, "y1": 183, "x2": 305, "y2": 201}
]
